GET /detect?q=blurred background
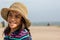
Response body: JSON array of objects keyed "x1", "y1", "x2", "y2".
[
  {"x1": 0, "y1": 0, "x2": 60, "y2": 26},
  {"x1": 0, "y1": 0, "x2": 60, "y2": 40}
]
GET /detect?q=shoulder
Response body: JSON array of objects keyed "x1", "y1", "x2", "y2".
[{"x1": 20, "y1": 29, "x2": 32, "y2": 40}]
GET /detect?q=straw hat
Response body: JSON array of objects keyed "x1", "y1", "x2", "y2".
[{"x1": 1, "y1": 2, "x2": 31, "y2": 27}]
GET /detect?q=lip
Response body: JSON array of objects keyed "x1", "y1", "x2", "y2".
[
  {"x1": 9, "y1": 22, "x2": 17, "y2": 26},
  {"x1": 9, "y1": 21, "x2": 17, "y2": 24}
]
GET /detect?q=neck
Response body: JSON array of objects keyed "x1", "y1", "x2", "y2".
[{"x1": 10, "y1": 27, "x2": 19, "y2": 33}]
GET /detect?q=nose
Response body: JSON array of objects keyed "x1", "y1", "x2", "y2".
[{"x1": 11, "y1": 16, "x2": 15, "y2": 21}]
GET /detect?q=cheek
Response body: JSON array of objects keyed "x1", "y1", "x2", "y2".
[
  {"x1": 7, "y1": 17, "x2": 10, "y2": 22},
  {"x1": 17, "y1": 19, "x2": 21, "y2": 25}
]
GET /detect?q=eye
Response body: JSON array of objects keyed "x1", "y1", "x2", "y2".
[
  {"x1": 15, "y1": 15, "x2": 20, "y2": 18},
  {"x1": 8, "y1": 13, "x2": 12, "y2": 17}
]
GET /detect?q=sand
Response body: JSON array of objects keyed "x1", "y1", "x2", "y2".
[{"x1": 0, "y1": 26, "x2": 60, "y2": 40}]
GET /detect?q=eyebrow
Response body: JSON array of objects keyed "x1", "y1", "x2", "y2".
[
  {"x1": 9, "y1": 11, "x2": 22, "y2": 16},
  {"x1": 16, "y1": 13, "x2": 21, "y2": 16}
]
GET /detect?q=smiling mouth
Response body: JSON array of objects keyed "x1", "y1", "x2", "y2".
[{"x1": 9, "y1": 21, "x2": 17, "y2": 24}]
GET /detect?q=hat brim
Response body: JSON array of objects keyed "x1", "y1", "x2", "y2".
[{"x1": 1, "y1": 8, "x2": 31, "y2": 27}]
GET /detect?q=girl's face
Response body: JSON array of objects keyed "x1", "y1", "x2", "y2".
[{"x1": 7, "y1": 10, "x2": 22, "y2": 29}]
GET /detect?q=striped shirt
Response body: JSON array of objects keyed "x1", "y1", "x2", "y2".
[{"x1": 4, "y1": 29, "x2": 32, "y2": 40}]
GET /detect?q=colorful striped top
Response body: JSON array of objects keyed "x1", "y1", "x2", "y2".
[{"x1": 4, "y1": 29, "x2": 32, "y2": 40}]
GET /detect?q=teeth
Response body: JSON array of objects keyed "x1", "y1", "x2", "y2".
[{"x1": 10, "y1": 22, "x2": 15, "y2": 24}]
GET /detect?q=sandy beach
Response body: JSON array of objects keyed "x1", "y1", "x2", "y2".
[{"x1": 0, "y1": 26, "x2": 60, "y2": 40}]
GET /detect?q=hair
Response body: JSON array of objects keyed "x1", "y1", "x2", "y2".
[{"x1": 4, "y1": 11, "x2": 30, "y2": 35}]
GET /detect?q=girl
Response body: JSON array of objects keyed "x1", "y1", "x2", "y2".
[{"x1": 1, "y1": 2, "x2": 32, "y2": 40}]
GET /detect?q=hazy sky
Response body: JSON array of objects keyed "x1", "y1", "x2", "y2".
[{"x1": 0, "y1": 0, "x2": 60, "y2": 22}]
